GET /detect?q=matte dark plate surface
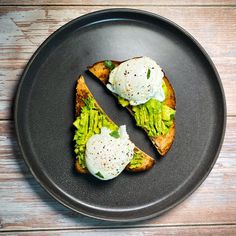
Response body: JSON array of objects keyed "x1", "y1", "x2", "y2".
[{"x1": 15, "y1": 9, "x2": 226, "y2": 221}]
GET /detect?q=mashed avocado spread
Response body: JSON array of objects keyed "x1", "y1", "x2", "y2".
[
  {"x1": 73, "y1": 97, "x2": 117, "y2": 168},
  {"x1": 117, "y1": 82, "x2": 175, "y2": 137},
  {"x1": 128, "y1": 152, "x2": 145, "y2": 169},
  {"x1": 73, "y1": 97, "x2": 144, "y2": 169}
]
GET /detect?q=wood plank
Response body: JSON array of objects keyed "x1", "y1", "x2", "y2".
[
  {"x1": 1, "y1": 225, "x2": 236, "y2": 235},
  {"x1": 0, "y1": 0, "x2": 236, "y2": 6},
  {"x1": 0, "y1": 100, "x2": 11, "y2": 120},
  {"x1": 0, "y1": 117, "x2": 235, "y2": 230},
  {"x1": 0, "y1": 6, "x2": 235, "y2": 118}
]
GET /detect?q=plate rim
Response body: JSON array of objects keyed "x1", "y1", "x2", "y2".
[{"x1": 14, "y1": 8, "x2": 227, "y2": 222}]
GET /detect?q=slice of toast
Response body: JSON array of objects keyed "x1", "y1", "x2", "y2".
[
  {"x1": 88, "y1": 60, "x2": 176, "y2": 156},
  {"x1": 74, "y1": 75, "x2": 155, "y2": 174}
]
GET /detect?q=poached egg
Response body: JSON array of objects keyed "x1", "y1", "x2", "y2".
[
  {"x1": 107, "y1": 57, "x2": 165, "y2": 105},
  {"x1": 85, "y1": 126, "x2": 135, "y2": 180}
]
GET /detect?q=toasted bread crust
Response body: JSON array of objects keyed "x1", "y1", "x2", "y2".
[
  {"x1": 74, "y1": 75, "x2": 155, "y2": 173},
  {"x1": 88, "y1": 60, "x2": 176, "y2": 156},
  {"x1": 75, "y1": 160, "x2": 88, "y2": 174},
  {"x1": 125, "y1": 148, "x2": 155, "y2": 172},
  {"x1": 163, "y1": 76, "x2": 176, "y2": 109},
  {"x1": 74, "y1": 77, "x2": 91, "y2": 174},
  {"x1": 151, "y1": 123, "x2": 175, "y2": 156},
  {"x1": 88, "y1": 60, "x2": 119, "y2": 84}
]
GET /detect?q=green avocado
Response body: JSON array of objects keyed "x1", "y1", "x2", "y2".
[
  {"x1": 162, "y1": 104, "x2": 176, "y2": 121},
  {"x1": 73, "y1": 97, "x2": 117, "y2": 168},
  {"x1": 73, "y1": 97, "x2": 145, "y2": 170},
  {"x1": 162, "y1": 80, "x2": 168, "y2": 98},
  {"x1": 118, "y1": 96, "x2": 129, "y2": 107},
  {"x1": 116, "y1": 81, "x2": 175, "y2": 137},
  {"x1": 119, "y1": 81, "x2": 175, "y2": 137},
  {"x1": 132, "y1": 98, "x2": 175, "y2": 137},
  {"x1": 128, "y1": 152, "x2": 145, "y2": 169}
]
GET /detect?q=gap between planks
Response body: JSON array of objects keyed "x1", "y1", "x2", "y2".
[
  {"x1": 1, "y1": 223, "x2": 236, "y2": 233},
  {"x1": 0, "y1": 0, "x2": 236, "y2": 7},
  {"x1": 1, "y1": 4, "x2": 236, "y2": 7}
]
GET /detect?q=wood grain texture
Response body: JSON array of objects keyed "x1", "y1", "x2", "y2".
[
  {"x1": 1, "y1": 225, "x2": 236, "y2": 235},
  {"x1": 0, "y1": 6, "x2": 235, "y2": 118},
  {"x1": 0, "y1": 117, "x2": 235, "y2": 230},
  {"x1": 0, "y1": 0, "x2": 236, "y2": 6},
  {"x1": 0, "y1": 100, "x2": 11, "y2": 120}
]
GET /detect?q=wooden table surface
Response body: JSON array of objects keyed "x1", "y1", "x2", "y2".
[{"x1": 0, "y1": 0, "x2": 236, "y2": 235}]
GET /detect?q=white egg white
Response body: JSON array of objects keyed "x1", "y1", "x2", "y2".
[
  {"x1": 107, "y1": 57, "x2": 165, "y2": 105},
  {"x1": 85, "y1": 126, "x2": 135, "y2": 180}
]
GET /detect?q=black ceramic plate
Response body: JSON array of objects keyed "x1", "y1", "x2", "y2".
[{"x1": 15, "y1": 9, "x2": 226, "y2": 221}]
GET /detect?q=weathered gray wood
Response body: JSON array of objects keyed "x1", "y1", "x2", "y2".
[
  {"x1": 0, "y1": 0, "x2": 236, "y2": 6},
  {"x1": 0, "y1": 100, "x2": 11, "y2": 120},
  {"x1": 0, "y1": 117, "x2": 235, "y2": 230}
]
